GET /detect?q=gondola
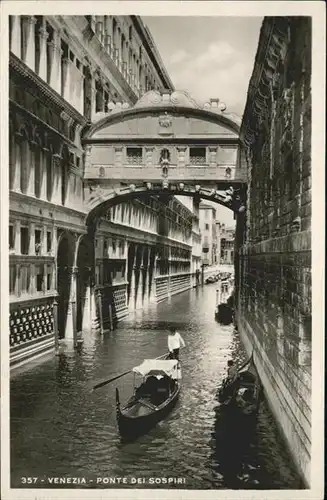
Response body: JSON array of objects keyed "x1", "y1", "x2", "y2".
[
  {"x1": 218, "y1": 354, "x2": 262, "y2": 416},
  {"x1": 215, "y1": 303, "x2": 234, "y2": 324},
  {"x1": 116, "y1": 358, "x2": 181, "y2": 439}
]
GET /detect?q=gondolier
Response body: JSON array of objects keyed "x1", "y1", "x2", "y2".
[{"x1": 168, "y1": 328, "x2": 185, "y2": 360}]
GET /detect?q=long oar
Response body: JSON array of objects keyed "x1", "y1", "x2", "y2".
[{"x1": 92, "y1": 352, "x2": 170, "y2": 391}]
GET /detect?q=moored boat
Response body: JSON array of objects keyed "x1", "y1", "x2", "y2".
[
  {"x1": 116, "y1": 358, "x2": 181, "y2": 439},
  {"x1": 218, "y1": 354, "x2": 262, "y2": 416}
]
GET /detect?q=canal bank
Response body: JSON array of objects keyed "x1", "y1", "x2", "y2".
[{"x1": 10, "y1": 284, "x2": 302, "y2": 490}]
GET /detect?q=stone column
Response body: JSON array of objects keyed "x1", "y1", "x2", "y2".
[
  {"x1": 27, "y1": 142, "x2": 36, "y2": 196},
  {"x1": 52, "y1": 154, "x2": 62, "y2": 204},
  {"x1": 13, "y1": 134, "x2": 22, "y2": 193},
  {"x1": 38, "y1": 25, "x2": 49, "y2": 81},
  {"x1": 14, "y1": 220, "x2": 21, "y2": 255},
  {"x1": 136, "y1": 247, "x2": 144, "y2": 310},
  {"x1": 91, "y1": 76, "x2": 97, "y2": 121},
  {"x1": 30, "y1": 263, "x2": 36, "y2": 295},
  {"x1": 148, "y1": 248, "x2": 156, "y2": 304},
  {"x1": 47, "y1": 32, "x2": 62, "y2": 93},
  {"x1": 65, "y1": 266, "x2": 78, "y2": 342},
  {"x1": 21, "y1": 16, "x2": 37, "y2": 70},
  {"x1": 128, "y1": 248, "x2": 137, "y2": 312},
  {"x1": 42, "y1": 225, "x2": 47, "y2": 256},
  {"x1": 29, "y1": 223, "x2": 35, "y2": 256},
  {"x1": 40, "y1": 149, "x2": 47, "y2": 200},
  {"x1": 61, "y1": 56, "x2": 69, "y2": 101},
  {"x1": 10, "y1": 16, "x2": 21, "y2": 57},
  {"x1": 143, "y1": 248, "x2": 150, "y2": 308}
]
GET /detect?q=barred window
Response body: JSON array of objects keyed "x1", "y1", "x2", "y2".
[
  {"x1": 190, "y1": 147, "x2": 206, "y2": 165},
  {"x1": 126, "y1": 147, "x2": 142, "y2": 164}
]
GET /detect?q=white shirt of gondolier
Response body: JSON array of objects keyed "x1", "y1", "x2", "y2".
[{"x1": 168, "y1": 332, "x2": 186, "y2": 351}]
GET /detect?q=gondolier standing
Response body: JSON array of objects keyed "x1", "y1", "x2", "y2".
[{"x1": 168, "y1": 328, "x2": 185, "y2": 360}]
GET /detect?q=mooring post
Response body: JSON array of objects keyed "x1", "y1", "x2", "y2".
[
  {"x1": 53, "y1": 297, "x2": 59, "y2": 356},
  {"x1": 97, "y1": 289, "x2": 104, "y2": 335},
  {"x1": 72, "y1": 300, "x2": 77, "y2": 348}
]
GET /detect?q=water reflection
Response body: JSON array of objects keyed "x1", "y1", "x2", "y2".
[{"x1": 10, "y1": 285, "x2": 303, "y2": 490}]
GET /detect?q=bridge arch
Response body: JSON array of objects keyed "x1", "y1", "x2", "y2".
[{"x1": 85, "y1": 182, "x2": 246, "y2": 227}]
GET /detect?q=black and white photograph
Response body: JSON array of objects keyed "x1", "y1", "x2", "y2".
[{"x1": 0, "y1": 2, "x2": 325, "y2": 499}]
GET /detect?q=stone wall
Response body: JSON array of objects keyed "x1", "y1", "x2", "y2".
[{"x1": 238, "y1": 17, "x2": 312, "y2": 486}]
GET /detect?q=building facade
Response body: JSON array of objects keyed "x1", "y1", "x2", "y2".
[
  {"x1": 199, "y1": 202, "x2": 218, "y2": 266},
  {"x1": 8, "y1": 14, "x2": 182, "y2": 368},
  {"x1": 218, "y1": 224, "x2": 235, "y2": 265},
  {"x1": 237, "y1": 17, "x2": 311, "y2": 485}
]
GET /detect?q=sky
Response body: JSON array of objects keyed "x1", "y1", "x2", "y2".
[
  {"x1": 145, "y1": 16, "x2": 263, "y2": 118},
  {"x1": 145, "y1": 16, "x2": 263, "y2": 225}
]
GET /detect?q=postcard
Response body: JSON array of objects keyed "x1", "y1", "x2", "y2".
[{"x1": 1, "y1": 1, "x2": 325, "y2": 500}]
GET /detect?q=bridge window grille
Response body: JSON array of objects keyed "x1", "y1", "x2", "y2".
[
  {"x1": 189, "y1": 147, "x2": 206, "y2": 165},
  {"x1": 126, "y1": 147, "x2": 143, "y2": 164}
]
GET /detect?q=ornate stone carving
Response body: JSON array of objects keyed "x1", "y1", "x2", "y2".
[{"x1": 158, "y1": 112, "x2": 173, "y2": 135}]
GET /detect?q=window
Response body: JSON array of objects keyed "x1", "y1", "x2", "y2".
[
  {"x1": 119, "y1": 240, "x2": 124, "y2": 255},
  {"x1": 47, "y1": 231, "x2": 52, "y2": 252},
  {"x1": 20, "y1": 265, "x2": 30, "y2": 293},
  {"x1": 20, "y1": 17, "x2": 25, "y2": 60},
  {"x1": 61, "y1": 159, "x2": 67, "y2": 205},
  {"x1": 61, "y1": 40, "x2": 69, "y2": 96},
  {"x1": 46, "y1": 23, "x2": 54, "y2": 84},
  {"x1": 9, "y1": 225, "x2": 15, "y2": 250},
  {"x1": 47, "y1": 267, "x2": 52, "y2": 290},
  {"x1": 34, "y1": 16, "x2": 42, "y2": 75},
  {"x1": 34, "y1": 147, "x2": 41, "y2": 198},
  {"x1": 95, "y1": 80, "x2": 104, "y2": 112},
  {"x1": 20, "y1": 139, "x2": 29, "y2": 194},
  {"x1": 205, "y1": 223, "x2": 209, "y2": 230},
  {"x1": 36, "y1": 265, "x2": 44, "y2": 292},
  {"x1": 112, "y1": 18, "x2": 117, "y2": 47},
  {"x1": 129, "y1": 25, "x2": 132, "y2": 41},
  {"x1": 35, "y1": 229, "x2": 42, "y2": 255},
  {"x1": 20, "y1": 227, "x2": 29, "y2": 255},
  {"x1": 126, "y1": 147, "x2": 142, "y2": 164},
  {"x1": 10, "y1": 266, "x2": 16, "y2": 294},
  {"x1": 112, "y1": 240, "x2": 116, "y2": 252},
  {"x1": 46, "y1": 152, "x2": 52, "y2": 201},
  {"x1": 190, "y1": 147, "x2": 206, "y2": 165}
]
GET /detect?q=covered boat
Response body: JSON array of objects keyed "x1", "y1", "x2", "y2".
[
  {"x1": 116, "y1": 358, "x2": 181, "y2": 439},
  {"x1": 218, "y1": 355, "x2": 262, "y2": 416}
]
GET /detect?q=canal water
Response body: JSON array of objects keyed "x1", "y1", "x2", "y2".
[{"x1": 10, "y1": 284, "x2": 303, "y2": 490}]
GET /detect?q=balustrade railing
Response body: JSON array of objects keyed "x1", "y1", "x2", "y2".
[
  {"x1": 189, "y1": 156, "x2": 206, "y2": 165},
  {"x1": 10, "y1": 300, "x2": 54, "y2": 348},
  {"x1": 126, "y1": 155, "x2": 143, "y2": 165}
]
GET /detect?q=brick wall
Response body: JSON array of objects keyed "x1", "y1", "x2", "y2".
[{"x1": 238, "y1": 17, "x2": 312, "y2": 485}]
